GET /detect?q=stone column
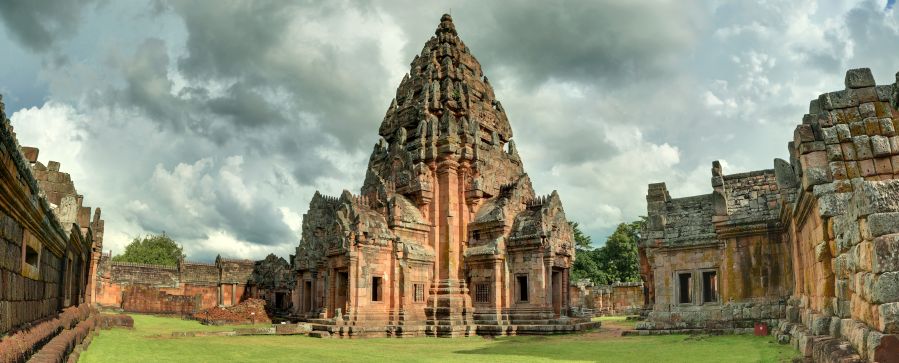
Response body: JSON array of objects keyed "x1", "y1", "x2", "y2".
[{"x1": 544, "y1": 255, "x2": 553, "y2": 310}]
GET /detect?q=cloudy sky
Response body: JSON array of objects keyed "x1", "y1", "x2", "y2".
[{"x1": 1, "y1": 0, "x2": 898, "y2": 261}]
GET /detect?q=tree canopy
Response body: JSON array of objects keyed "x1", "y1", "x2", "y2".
[
  {"x1": 111, "y1": 233, "x2": 184, "y2": 266},
  {"x1": 570, "y1": 219, "x2": 644, "y2": 285}
]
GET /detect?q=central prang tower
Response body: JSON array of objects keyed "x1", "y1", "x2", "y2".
[
  {"x1": 294, "y1": 14, "x2": 587, "y2": 338},
  {"x1": 359, "y1": 13, "x2": 523, "y2": 336}
]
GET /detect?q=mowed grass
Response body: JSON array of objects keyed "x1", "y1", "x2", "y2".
[{"x1": 79, "y1": 314, "x2": 797, "y2": 363}]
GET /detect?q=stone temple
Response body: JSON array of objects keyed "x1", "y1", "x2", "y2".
[
  {"x1": 637, "y1": 68, "x2": 899, "y2": 361},
  {"x1": 291, "y1": 14, "x2": 594, "y2": 337}
]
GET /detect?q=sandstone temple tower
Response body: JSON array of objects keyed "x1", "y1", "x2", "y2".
[{"x1": 292, "y1": 14, "x2": 593, "y2": 337}]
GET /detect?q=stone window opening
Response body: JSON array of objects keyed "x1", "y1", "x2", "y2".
[
  {"x1": 413, "y1": 283, "x2": 424, "y2": 302},
  {"x1": 701, "y1": 270, "x2": 718, "y2": 303},
  {"x1": 475, "y1": 283, "x2": 490, "y2": 303},
  {"x1": 372, "y1": 276, "x2": 383, "y2": 302},
  {"x1": 24, "y1": 244, "x2": 39, "y2": 268},
  {"x1": 677, "y1": 272, "x2": 693, "y2": 304},
  {"x1": 516, "y1": 275, "x2": 529, "y2": 302}
]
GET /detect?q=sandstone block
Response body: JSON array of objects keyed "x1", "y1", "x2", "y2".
[
  {"x1": 851, "y1": 120, "x2": 867, "y2": 136},
  {"x1": 859, "y1": 159, "x2": 876, "y2": 177},
  {"x1": 872, "y1": 272, "x2": 899, "y2": 304},
  {"x1": 836, "y1": 124, "x2": 852, "y2": 141},
  {"x1": 867, "y1": 213, "x2": 899, "y2": 238},
  {"x1": 800, "y1": 141, "x2": 826, "y2": 154},
  {"x1": 876, "y1": 84, "x2": 894, "y2": 101},
  {"x1": 872, "y1": 135, "x2": 892, "y2": 157},
  {"x1": 802, "y1": 166, "x2": 833, "y2": 190},
  {"x1": 876, "y1": 157, "x2": 895, "y2": 175},
  {"x1": 846, "y1": 161, "x2": 860, "y2": 178},
  {"x1": 829, "y1": 161, "x2": 847, "y2": 180},
  {"x1": 882, "y1": 118, "x2": 897, "y2": 137},
  {"x1": 851, "y1": 180, "x2": 899, "y2": 216},
  {"x1": 796, "y1": 124, "x2": 816, "y2": 143},
  {"x1": 826, "y1": 144, "x2": 843, "y2": 162},
  {"x1": 837, "y1": 220, "x2": 861, "y2": 253},
  {"x1": 860, "y1": 103, "x2": 877, "y2": 118},
  {"x1": 812, "y1": 315, "x2": 831, "y2": 335},
  {"x1": 873, "y1": 234, "x2": 899, "y2": 273},
  {"x1": 879, "y1": 303, "x2": 899, "y2": 333},
  {"x1": 853, "y1": 135, "x2": 874, "y2": 159},
  {"x1": 846, "y1": 68, "x2": 876, "y2": 89},
  {"x1": 856, "y1": 87, "x2": 880, "y2": 104},
  {"x1": 823, "y1": 127, "x2": 839, "y2": 144},
  {"x1": 842, "y1": 142, "x2": 858, "y2": 161},
  {"x1": 810, "y1": 99, "x2": 822, "y2": 114},
  {"x1": 843, "y1": 319, "x2": 871, "y2": 360},
  {"x1": 824, "y1": 90, "x2": 859, "y2": 110},
  {"x1": 865, "y1": 117, "x2": 883, "y2": 135}
]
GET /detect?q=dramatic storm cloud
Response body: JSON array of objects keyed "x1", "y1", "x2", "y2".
[{"x1": 1, "y1": 0, "x2": 898, "y2": 259}]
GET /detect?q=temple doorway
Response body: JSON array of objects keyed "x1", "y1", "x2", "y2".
[{"x1": 552, "y1": 269, "x2": 563, "y2": 317}]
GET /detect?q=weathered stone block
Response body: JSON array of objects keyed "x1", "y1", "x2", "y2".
[
  {"x1": 843, "y1": 319, "x2": 871, "y2": 360},
  {"x1": 873, "y1": 234, "x2": 899, "y2": 273},
  {"x1": 876, "y1": 84, "x2": 894, "y2": 101},
  {"x1": 872, "y1": 135, "x2": 892, "y2": 157},
  {"x1": 800, "y1": 141, "x2": 826, "y2": 154},
  {"x1": 879, "y1": 303, "x2": 899, "y2": 333},
  {"x1": 876, "y1": 157, "x2": 895, "y2": 176},
  {"x1": 836, "y1": 123, "x2": 852, "y2": 141},
  {"x1": 867, "y1": 213, "x2": 899, "y2": 238},
  {"x1": 851, "y1": 120, "x2": 867, "y2": 136},
  {"x1": 865, "y1": 117, "x2": 883, "y2": 135},
  {"x1": 812, "y1": 315, "x2": 831, "y2": 335},
  {"x1": 846, "y1": 161, "x2": 860, "y2": 178},
  {"x1": 824, "y1": 90, "x2": 860, "y2": 110},
  {"x1": 872, "y1": 272, "x2": 899, "y2": 304},
  {"x1": 859, "y1": 102, "x2": 877, "y2": 118},
  {"x1": 823, "y1": 127, "x2": 839, "y2": 145},
  {"x1": 842, "y1": 142, "x2": 858, "y2": 161},
  {"x1": 882, "y1": 118, "x2": 897, "y2": 137},
  {"x1": 851, "y1": 180, "x2": 899, "y2": 216},
  {"x1": 829, "y1": 316, "x2": 842, "y2": 338},
  {"x1": 853, "y1": 135, "x2": 874, "y2": 159},
  {"x1": 846, "y1": 68, "x2": 876, "y2": 89},
  {"x1": 836, "y1": 219, "x2": 861, "y2": 252},
  {"x1": 796, "y1": 124, "x2": 816, "y2": 143}
]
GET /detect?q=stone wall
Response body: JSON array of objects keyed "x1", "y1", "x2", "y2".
[
  {"x1": 94, "y1": 253, "x2": 290, "y2": 315},
  {"x1": 640, "y1": 68, "x2": 899, "y2": 361},
  {"x1": 0, "y1": 94, "x2": 103, "y2": 361}
]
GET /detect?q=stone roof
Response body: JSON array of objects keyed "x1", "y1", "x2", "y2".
[{"x1": 660, "y1": 194, "x2": 718, "y2": 247}]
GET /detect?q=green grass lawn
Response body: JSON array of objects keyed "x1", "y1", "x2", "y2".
[{"x1": 79, "y1": 314, "x2": 797, "y2": 363}]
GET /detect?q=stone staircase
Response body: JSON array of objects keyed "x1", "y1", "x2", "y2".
[{"x1": 0, "y1": 305, "x2": 99, "y2": 363}]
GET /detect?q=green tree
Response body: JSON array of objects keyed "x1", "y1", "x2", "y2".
[
  {"x1": 112, "y1": 233, "x2": 184, "y2": 266},
  {"x1": 599, "y1": 220, "x2": 644, "y2": 283},
  {"x1": 570, "y1": 222, "x2": 611, "y2": 285},
  {"x1": 569, "y1": 219, "x2": 644, "y2": 285}
]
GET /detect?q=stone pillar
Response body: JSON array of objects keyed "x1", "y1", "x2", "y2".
[
  {"x1": 348, "y1": 253, "x2": 358, "y2": 319},
  {"x1": 544, "y1": 255, "x2": 553, "y2": 310}
]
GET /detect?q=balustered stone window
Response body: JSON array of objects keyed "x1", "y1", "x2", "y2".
[{"x1": 475, "y1": 283, "x2": 490, "y2": 303}]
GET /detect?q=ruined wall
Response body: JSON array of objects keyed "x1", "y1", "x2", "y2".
[
  {"x1": 94, "y1": 254, "x2": 275, "y2": 315},
  {"x1": 640, "y1": 68, "x2": 899, "y2": 361},
  {"x1": 609, "y1": 283, "x2": 644, "y2": 314},
  {"x1": 0, "y1": 94, "x2": 102, "y2": 362},
  {"x1": 772, "y1": 69, "x2": 899, "y2": 361}
]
